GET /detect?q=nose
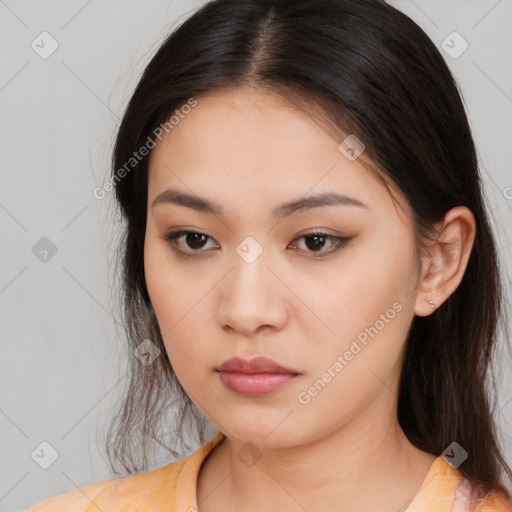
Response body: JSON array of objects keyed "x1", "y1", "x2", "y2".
[{"x1": 215, "y1": 251, "x2": 289, "y2": 337}]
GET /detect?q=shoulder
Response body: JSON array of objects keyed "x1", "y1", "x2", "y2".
[
  {"x1": 472, "y1": 489, "x2": 512, "y2": 512},
  {"x1": 408, "y1": 455, "x2": 512, "y2": 512},
  {"x1": 24, "y1": 432, "x2": 225, "y2": 512},
  {"x1": 453, "y1": 475, "x2": 511, "y2": 512},
  {"x1": 24, "y1": 457, "x2": 186, "y2": 512}
]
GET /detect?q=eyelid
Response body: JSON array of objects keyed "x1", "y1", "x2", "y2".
[
  {"x1": 163, "y1": 229, "x2": 219, "y2": 257},
  {"x1": 162, "y1": 229, "x2": 353, "y2": 258},
  {"x1": 288, "y1": 231, "x2": 353, "y2": 257}
]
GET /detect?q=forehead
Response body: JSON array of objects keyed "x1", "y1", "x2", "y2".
[
  {"x1": 150, "y1": 87, "x2": 341, "y2": 163},
  {"x1": 146, "y1": 87, "x2": 405, "y2": 219}
]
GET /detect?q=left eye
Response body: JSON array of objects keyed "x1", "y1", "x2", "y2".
[
  {"x1": 289, "y1": 232, "x2": 351, "y2": 255},
  {"x1": 163, "y1": 230, "x2": 351, "y2": 257}
]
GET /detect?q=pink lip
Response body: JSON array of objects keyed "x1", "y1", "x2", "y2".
[
  {"x1": 217, "y1": 356, "x2": 297, "y2": 374},
  {"x1": 216, "y1": 356, "x2": 299, "y2": 396}
]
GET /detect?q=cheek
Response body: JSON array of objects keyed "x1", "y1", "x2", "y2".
[
  {"x1": 292, "y1": 264, "x2": 413, "y2": 436},
  {"x1": 143, "y1": 236, "x2": 215, "y2": 385},
  {"x1": 144, "y1": 237, "x2": 184, "y2": 352},
  {"x1": 144, "y1": 232, "x2": 199, "y2": 325},
  {"x1": 144, "y1": 236, "x2": 175, "y2": 323},
  {"x1": 307, "y1": 234, "x2": 416, "y2": 342},
  {"x1": 297, "y1": 230, "x2": 417, "y2": 388}
]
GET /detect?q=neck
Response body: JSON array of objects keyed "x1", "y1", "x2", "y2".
[{"x1": 197, "y1": 393, "x2": 437, "y2": 512}]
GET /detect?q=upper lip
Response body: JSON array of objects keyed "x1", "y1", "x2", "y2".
[{"x1": 216, "y1": 356, "x2": 298, "y2": 374}]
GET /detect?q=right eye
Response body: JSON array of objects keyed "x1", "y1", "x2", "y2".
[{"x1": 163, "y1": 230, "x2": 219, "y2": 256}]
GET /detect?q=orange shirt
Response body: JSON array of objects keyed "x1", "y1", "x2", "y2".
[{"x1": 26, "y1": 432, "x2": 511, "y2": 511}]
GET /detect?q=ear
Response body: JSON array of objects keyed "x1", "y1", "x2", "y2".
[{"x1": 414, "y1": 206, "x2": 476, "y2": 317}]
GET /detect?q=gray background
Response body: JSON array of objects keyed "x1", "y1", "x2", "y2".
[{"x1": 1, "y1": 1, "x2": 511, "y2": 511}]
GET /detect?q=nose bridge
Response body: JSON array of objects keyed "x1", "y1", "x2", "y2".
[
  {"x1": 228, "y1": 238, "x2": 274, "y2": 307},
  {"x1": 216, "y1": 237, "x2": 288, "y2": 333},
  {"x1": 231, "y1": 247, "x2": 269, "y2": 299}
]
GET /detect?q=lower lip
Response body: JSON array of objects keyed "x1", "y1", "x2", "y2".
[{"x1": 218, "y1": 371, "x2": 297, "y2": 395}]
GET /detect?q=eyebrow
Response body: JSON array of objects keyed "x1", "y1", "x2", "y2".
[{"x1": 151, "y1": 188, "x2": 368, "y2": 219}]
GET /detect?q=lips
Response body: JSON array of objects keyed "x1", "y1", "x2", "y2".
[
  {"x1": 216, "y1": 356, "x2": 298, "y2": 374},
  {"x1": 216, "y1": 356, "x2": 299, "y2": 396}
]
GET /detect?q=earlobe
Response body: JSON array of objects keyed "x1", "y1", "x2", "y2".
[{"x1": 414, "y1": 206, "x2": 476, "y2": 317}]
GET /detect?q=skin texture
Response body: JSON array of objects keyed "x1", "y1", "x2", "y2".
[{"x1": 144, "y1": 87, "x2": 476, "y2": 512}]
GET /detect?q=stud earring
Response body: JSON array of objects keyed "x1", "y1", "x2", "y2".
[{"x1": 427, "y1": 298, "x2": 436, "y2": 309}]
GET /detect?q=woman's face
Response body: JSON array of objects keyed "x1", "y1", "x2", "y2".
[{"x1": 144, "y1": 87, "x2": 422, "y2": 448}]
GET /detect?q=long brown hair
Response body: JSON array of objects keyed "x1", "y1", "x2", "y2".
[{"x1": 105, "y1": 0, "x2": 512, "y2": 501}]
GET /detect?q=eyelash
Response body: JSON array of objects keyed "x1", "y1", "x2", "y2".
[{"x1": 162, "y1": 230, "x2": 352, "y2": 258}]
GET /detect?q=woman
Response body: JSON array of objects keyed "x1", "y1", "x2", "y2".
[{"x1": 27, "y1": 0, "x2": 512, "y2": 510}]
